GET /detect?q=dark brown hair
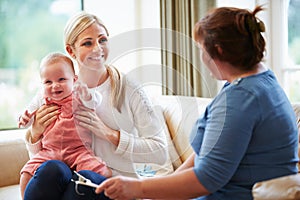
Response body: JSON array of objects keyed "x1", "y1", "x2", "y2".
[{"x1": 194, "y1": 5, "x2": 266, "y2": 71}]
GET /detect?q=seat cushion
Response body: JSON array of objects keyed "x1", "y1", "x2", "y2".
[{"x1": 0, "y1": 184, "x2": 21, "y2": 200}]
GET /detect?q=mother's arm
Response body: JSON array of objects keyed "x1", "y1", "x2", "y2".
[
  {"x1": 115, "y1": 86, "x2": 168, "y2": 164},
  {"x1": 74, "y1": 86, "x2": 168, "y2": 165},
  {"x1": 74, "y1": 105, "x2": 120, "y2": 146},
  {"x1": 126, "y1": 97, "x2": 168, "y2": 164}
]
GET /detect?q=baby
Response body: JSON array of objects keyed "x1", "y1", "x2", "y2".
[{"x1": 18, "y1": 52, "x2": 112, "y2": 199}]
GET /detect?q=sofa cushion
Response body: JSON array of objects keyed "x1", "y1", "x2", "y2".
[
  {"x1": 252, "y1": 173, "x2": 300, "y2": 200},
  {"x1": 153, "y1": 105, "x2": 182, "y2": 169},
  {"x1": 0, "y1": 184, "x2": 21, "y2": 200},
  {"x1": 0, "y1": 137, "x2": 29, "y2": 187},
  {"x1": 292, "y1": 103, "x2": 300, "y2": 172},
  {"x1": 153, "y1": 95, "x2": 211, "y2": 163}
]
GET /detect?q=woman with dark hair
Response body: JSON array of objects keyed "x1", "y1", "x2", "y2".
[{"x1": 96, "y1": 6, "x2": 299, "y2": 200}]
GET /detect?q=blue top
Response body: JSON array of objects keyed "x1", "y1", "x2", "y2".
[{"x1": 190, "y1": 70, "x2": 299, "y2": 200}]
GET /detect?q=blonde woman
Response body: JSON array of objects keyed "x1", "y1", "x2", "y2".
[{"x1": 23, "y1": 12, "x2": 169, "y2": 200}]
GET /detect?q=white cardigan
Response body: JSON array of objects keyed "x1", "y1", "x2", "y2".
[{"x1": 25, "y1": 76, "x2": 172, "y2": 177}]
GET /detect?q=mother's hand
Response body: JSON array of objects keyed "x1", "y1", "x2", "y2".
[
  {"x1": 74, "y1": 105, "x2": 120, "y2": 146},
  {"x1": 30, "y1": 104, "x2": 60, "y2": 143}
]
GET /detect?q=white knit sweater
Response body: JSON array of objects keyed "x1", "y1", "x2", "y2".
[{"x1": 26, "y1": 76, "x2": 170, "y2": 177}]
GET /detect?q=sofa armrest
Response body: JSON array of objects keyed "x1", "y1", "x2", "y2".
[
  {"x1": 0, "y1": 136, "x2": 29, "y2": 187},
  {"x1": 252, "y1": 173, "x2": 300, "y2": 200}
]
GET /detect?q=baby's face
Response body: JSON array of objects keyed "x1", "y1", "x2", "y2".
[{"x1": 40, "y1": 62, "x2": 75, "y2": 101}]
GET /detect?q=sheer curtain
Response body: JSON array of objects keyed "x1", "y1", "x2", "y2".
[{"x1": 160, "y1": 0, "x2": 218, "y2": 97}]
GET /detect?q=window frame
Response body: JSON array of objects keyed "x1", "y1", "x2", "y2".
[{"x1": 267, "y1": 0, "x2": 300, "y2": 102}]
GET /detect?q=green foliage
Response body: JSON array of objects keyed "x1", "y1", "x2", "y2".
[
  {"x1": 0, "y1": 0, "x2": 68, "y2": 70},
  {"x1": 0, "y1": 0, "x2": 80, "y2": 129},
  {"x1": 288, "y1": 0, "x2": 300, "y2": 44},
  {"x1": 289, "y1": 38, "x2": 300, "y2": 65},
  {"x1": 288, "y1": 0, "x2": 300, "y2": 66}
]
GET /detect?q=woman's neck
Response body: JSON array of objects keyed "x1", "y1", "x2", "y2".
[
  {"x1": 78, "y1": 66, "x2": 109, "y2": 88},
  {"x1": 228, "y1": 63, "x2": 267, "y2": 83}
]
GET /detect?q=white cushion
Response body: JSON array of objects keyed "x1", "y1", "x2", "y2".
[{"x1": 252, "y1": 174, "x2": 300, "y2": 200}]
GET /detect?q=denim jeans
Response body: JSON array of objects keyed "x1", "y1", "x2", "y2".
[{"x1": 24, "y1": 160, "x2": 110, "y2": 200}]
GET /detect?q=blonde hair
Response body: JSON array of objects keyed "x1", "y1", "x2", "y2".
[
  {"x1": 107, "y1": 65, "x2": 125, "y2": 112},
  {"x1": 40, "y1": 52, "x2": 75, "y2": 75},
  {"x1": 64, "y1": 11, "x2": 124, "y2": 112},
  {"x1": 64, "y1": 11, "x2": 109, "y2": 46}
]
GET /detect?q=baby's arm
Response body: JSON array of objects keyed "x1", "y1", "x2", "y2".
[
  {"x1": 74, "y1": 81, "x2": 92, "y2": 101},
  {"x1": 18, "y1": 110, "x2": 37, "y2": 128},
  {"x1": 18, "y1": 91, "x2": 44, "y2": 128},
  {"x1": 74, "y1": 82, "x2": 102, "y2": 109}
]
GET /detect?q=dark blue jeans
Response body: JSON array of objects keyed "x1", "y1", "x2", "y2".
[{"x1": 24, "y1": 160, "x2": 110, "y2": 200}]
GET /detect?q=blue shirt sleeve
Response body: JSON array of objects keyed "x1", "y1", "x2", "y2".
[{"x1": 191, "y1": 86, "x2": 259, "y2": 193}]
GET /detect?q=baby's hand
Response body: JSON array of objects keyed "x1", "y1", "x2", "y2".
[
  {"x1": 74, "y1": 82, "x2": 92, "y2": 102},
  {"x1": 18, "y1": 110, "x2": 36, "y2": 128}
]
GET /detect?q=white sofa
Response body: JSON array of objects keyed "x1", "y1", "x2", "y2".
[{"x1": 0, "y1": 95, "x2": 299, "y2": 200}]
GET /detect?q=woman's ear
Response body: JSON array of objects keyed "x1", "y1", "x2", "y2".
[{"x1": 66, "y1": 45, "x2": 76, "y2": 59}]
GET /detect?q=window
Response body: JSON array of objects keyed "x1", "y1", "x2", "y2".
[
  {"x1": 0, "y1": 0, "x2": 81, "y2": 130},
  {"x1": 284, "y1": 0, "x2": 300, "y2": 102},
  {"x1": 217, "y1": 0, "x2": 255, "y2": 8}
]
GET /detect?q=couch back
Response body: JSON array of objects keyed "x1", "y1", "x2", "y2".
[
  {"x1": 153, "y1": 95, "x2": 212, "y2": 169},
  {"x1": 154, "y1": 95, "x2": 300, "y2": 170}
]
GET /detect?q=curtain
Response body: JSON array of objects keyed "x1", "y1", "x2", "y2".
[{"x1": 160, "y1": 0, "x2": 218, "y2": 97}]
